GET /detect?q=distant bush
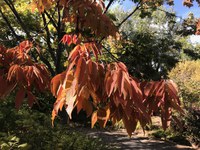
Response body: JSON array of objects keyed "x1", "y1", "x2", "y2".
[{"x1": 168, "y1": 60, "x2": 200, "y2": 106}]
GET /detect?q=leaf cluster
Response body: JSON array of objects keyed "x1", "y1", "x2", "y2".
[
  {"x1": 0, "y1": 41, "x2": 50, "y2": 109},
  {"x1": 51, "y1": 41, "x2": 184, "y2": 136}
]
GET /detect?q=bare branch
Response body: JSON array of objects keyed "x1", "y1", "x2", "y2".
[
  {"x1": 38, "y1": 53, "x2": 56, "y2": 76},
  {"x1": 117, "y1": 0, "x2": 142, "y2": 28},
  {"x1": 104, "y1": 0, "x2": 115, "y2": 14},
  {"x1": 44, "y1": 10, "x2": 58, "y2": 30},
  {"x1": 56, "y1": 0, "x2": 63, "y2": 74},
  {"x1": 4, "y1": 0, "x2": 31, "y2": 38},
  {"x1": 0, "y1": 8, "x2": 21, "y2": 41},
  {"x1": 42, "y1": 13, "x2": 56, "y2": 63},
  {"x1": 102, "y1": 45, "x2": 120, "y2": 62}
]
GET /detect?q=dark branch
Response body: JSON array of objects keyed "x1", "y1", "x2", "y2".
[
  {"x1": 117, "y1": 0, "x2": 142, "y2": 28},
  {"x1": 55, "y1": 1, "x2": 63, "y2": 74},
  {"x1": 39, "y1": 53, "x2": 55, "y2": 76},
  {"x1": 42, "y1": 13, "x2": 56, "y2": 63},
  {"x1": 104, "y1": 0, "x2": 115, "y2": 14},
  {"x1": 44, "y1": 10, "x2": 58, "y2": 30},
  {"x1": 4, "y1": 0, "x2": 31, "y2": 38},
  {"x1": 0, "y1": 8, "x2": 21, "y2": 41},
  {"x1": 102, "y1": 45, "x2": 120, "y2": 62}
]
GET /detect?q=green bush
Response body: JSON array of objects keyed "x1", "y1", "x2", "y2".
[
  {"x1": 182, "y1": 108, "x2": 200, "y2": 147},
  {"x1": 0, "y1": 98, "x2": 112, "y2": 150},
  {"x1": 170, "y1": 107, "x2": 200, "y2": 148},
  {"x1": 168, "y1": 60, "x2": 200, "y2": 106},
  {"x1": 150, "y1": 128, "x2": 191, "y2": 146}
]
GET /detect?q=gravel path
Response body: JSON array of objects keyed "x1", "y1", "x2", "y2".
[{"x1": 77, "y1": 128, "x2": 195, "y2": 150}]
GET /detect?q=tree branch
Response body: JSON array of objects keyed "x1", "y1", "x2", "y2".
[
  {"x1": 39, "y1": 54, "x2": 55, "y2": 76},
  {"x1": 55, "y1": 1, "x2": 63, "y2": 74},
  {"x1": 44, "y1": 10, "x2": 58, "y2": 30},
  {"x1": 4, "y1": 0, "x2": 31, "y2": 38},
  {"x1": 0, "y1": 8, "x2": 21, "y2": 41},
  {"x1": 42, "y1": 13, "x2": 56, "y2": 63},
  {"x1": 117, "y1": 0, "x2": 142, "y2": 28},
  {"x1": 104, "y1": 0, "x2": 115, "y2": 14},
  {"x1": 102, "y1": 45, "x2": 120, "y2": 62}
]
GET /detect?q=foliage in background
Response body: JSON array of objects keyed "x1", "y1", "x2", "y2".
[
  {"x1": 150, "y1": 128, "x2": 191, "y2": 146},
  {"x1": 168, "y1": 60, "x2": 200, "y2": 106},
  {"x1": 0, "y1": 97, "x2": 111, "y2": 150},
  {"x1": 169, "y1": 107, "x2": 200, "y2": 148},
  {"x1": 181, "y1": 107, "x2": 200, "y2": 147},
  {"x1": 107, "y1": 6, "x2": 181, "y2": 80}
]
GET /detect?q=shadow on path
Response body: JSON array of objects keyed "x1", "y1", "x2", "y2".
[{"x1": 76, "y1": 128, "x2": 195, "y2": 150}]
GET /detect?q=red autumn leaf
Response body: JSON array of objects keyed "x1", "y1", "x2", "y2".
[
  {"x1": 117, "y1": 70, "x2": 124, "y2": 96},
  {"x1": 19, "y1": 40, "x2": 33, "y2": 54},
  {"x1": 161, "y1": 100, "x2": 172, "y2": 130},
  {"x1": 1, "y1": 41, "x2": 50, "y2": 110},
  {"x1": 87, "y1": 60, "x2": 100, "y2": 91},
  {"x1": 196, "y1": 19, "x2": 200, "y2": 35},
  {"x1": 65, "y1": 93, "x2": 77, "y2": 119},
  {"x1": 61, "y1": 34, "x2": 72, "y2": 45},
  {"x1": 74, "y1": 57, "x2": 87, "y2": 87},
  {"x1": 97, "y1": 107, "x2": 110, "y2": 128},
  {"x1": 68, "y1": 43, "x2": 102, "y2": 62},
  {"x1": 31, "y1": 0, "x2": 53, "y2": 13},
  {"x1": 51, "y1": 72, "x2": 65, "y2": 97},
  {"x1": 122, "y1": 112, "x2": 137, "y2": 137},
  {"x1": 68, "y1": 45, "x2": 81, "y2": 62},
  {"x1": 140, "y1": 80, "x2": 184, "y2": 131},
  {"x1": 72, "y1": 35, "x2": 78, "y2": 44},
  {"x1": 91, "y1": 111, "x2": 98, "y2": 128},
  {"x1": 82, "y1": 99, "x2": 93, "y2": 117},
  {"x1": 183, "y1": 0, "x2": 193, "y2": 7}
]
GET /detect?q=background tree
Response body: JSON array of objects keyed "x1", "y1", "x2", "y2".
[{"x1": 107, "y1": 6, "x2": 182, "y2": 80}]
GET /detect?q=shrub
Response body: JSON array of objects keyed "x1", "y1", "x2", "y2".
[
  {"x1": 170, "y1": 107, "x2": 200, "y2": 148},
  {"x1": 182, "y1": 108, "x2": 200, "y2": 147},
  {"x1": 0, "y1": 98, "x2": 112, "y2": 150},
  {"x1": 168, "y1": 60, "x2": 200, "y2": 106},
  {"x1": 150, "y1": 128, "x2": 191, "y2": 146}
]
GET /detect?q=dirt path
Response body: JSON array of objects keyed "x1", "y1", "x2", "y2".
[{"x1": 76, "y1": 127, "x2": 195, "y2": 150}]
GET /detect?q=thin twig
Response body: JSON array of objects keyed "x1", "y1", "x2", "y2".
[
  {"x1": 102, "y1": 45, "x2": 120, "y2": 62},
  {"x1": 41, "y1": 13, "x2": 56, "y2": 63},
  {"x1": 0, "y1": 8, "x2": 21, "y2": 41},
  {"x1": 104, "y1": 0, "x2": 114, "y2": 14},
  {"x1": 4, "y1": 0, "x2": 31, "y2": 38},
  {"x1": 44, "y1": 10, "x2": 58, "y2": 30},
  {"x1": 56, "y1": 0, "x2": 63, "y2": 74},
  {"x1": 117, "y1": 0, "x2": 142, "y2": 28}
]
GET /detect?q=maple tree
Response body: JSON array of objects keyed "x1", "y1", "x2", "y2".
[{"x1": 1, "y1": 0, "x2": 199, "y2": 137}]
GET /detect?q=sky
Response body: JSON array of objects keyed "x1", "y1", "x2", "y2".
[
  {"x1": 108, "y1": 0, "x2": 200, "y2": 43},
  {"x1": 116, "y1": 0, "x2": 200, "y2": 18}
]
